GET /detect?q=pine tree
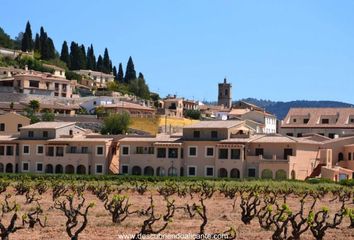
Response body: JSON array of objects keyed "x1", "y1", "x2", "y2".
[
  {"x1": 70, "y1": 42, "x2": 81, "y2": 70},
  {"x1": 60, "y1": 41, "x2": 70, "y2": 68},
  {"x1": 46, "y1": 37, "x2": 56, "y2": 60},
  {"x1": 21, "y1": 21, "x2": 33, "y2": 52},
  {"x1": 113, "y1": 66, "x2": 117, "y2": 80},
  {"x1": 96, "y1": 55, "x2": 103, "y2": 72},
  {"x1": 124, "y1": 56, "x2": 136, "y2": 83},
  {"x1": 86, "y1": 44, "x2": 96, "y2": 70},
  {"x1": 34, "y1": 33, "x2": 40, "y2": 52},
  {"x1": 80, "y1": 44, "x2": 87, "y2": 69},
  {"x1": 102, "y1": 48, "x2": 111, "y2": 74},
  {"x1": 117, "y1": 63, "x2": 124, "y2": 83}
]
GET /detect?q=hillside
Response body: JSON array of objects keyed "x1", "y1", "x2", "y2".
[{"x1": 241, "y1": 98, "x2": 354, "y2": 120}]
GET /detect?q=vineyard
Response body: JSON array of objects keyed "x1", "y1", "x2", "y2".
[{"x1": 0, "y1": 175, "x2": 351, "y2": 240}]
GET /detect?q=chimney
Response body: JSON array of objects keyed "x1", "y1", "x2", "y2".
[{"x1": 25, "y1": 65, "x2": 28, "y2": 71}]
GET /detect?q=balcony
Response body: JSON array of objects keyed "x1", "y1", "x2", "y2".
[{"x1": 247, "y1": 155, "x2": 290, "y2": 163}]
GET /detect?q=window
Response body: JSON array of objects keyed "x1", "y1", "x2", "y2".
[
  {"x1": 6, "y1": 146, "x2": 13, "y2": 156},
  {"x1": 122, "y1": 165, "x2": 129, "y2": 174},
  {"x1": 43, "y1": 131, "x2": 48, "y2": 138},
  {"x1": 297, "y1": 133, "x2": 303, "y2": 137},
  {"x1": 211, "y1": 131, "x2": 218, "y2": 139},
  {"x1": 188, "y1": 166, "x2": 196, "y2": 176},
  {"x1": 28, "y1": 131, "x2": 34, "y2": 138},
  {"x1": 22, "y1": 162, "x2": 29, "y2": 172},
  {"x1": 188, "y1": 147, "x2": 197, "y2": 157},
  {"x1": 47, "y1": 146, "x2": 54, "y2": 156},
  {"x1": 36, "y1": 163, "x2": 43, "y2": 172},
  {"x1": 283, "y1": 148, "x2": 293, "y2": 159},
  {"x1": 122, "y1": 146, "x2": 129, "y2": 155},
  {"x1": 321, "y1": 119, "x2": 329, "y2": 124},
  {"x1": 303, "y1": 119, "x2": 309, "y2": 124},
  {"x1": 69, "y1": 146, "x2": 77, "y2": 153},
  {"x1": 328, "y1": 133, "x2": 335, "y2": 139},
  {"x1": 168, "y1": 148, "x2": 178, "y2": 158},
  {"x1": 96, "y1": 146, "x2": 104, "y2": 156},
  {"x1": 56, "y1": 147, "x2": 64, "y2": 157},
  {"x1": 193, "y1": 131, "x2": 200, "y2": 138},
  {"x1": 0, "y1": 123, "x2": 4, "y2": 131},
  {"x1": 82, "y1": 147, "x2": 88, "y2": 153},
  {"x1": 0, "y1": 146, "x2": 4, "y2": 155},
  {"x1": 17, "y1": 124, "x2": 22, "y2": 132},
  {"x1": 205, "y1": 147, "x2": 214, "y2": 157},
  {"x1": 205, "y1": 167, "x2": 214, "y2": 177},
  {"x1": 218, "y1": 149, "x2": 228, "y2": 159},
  {"x1": 95, "y1": 164, "x2": 103, "y2": 174},
  {"x1": 23, "y1": 145, "x2": 30, "y2": 155},
  {"x1": 157, "y1": 148, "x2": 166, "y2": 158},
  {"x1": 148, "y1": 147, "x2": 154, "y2": 154},
  {"x1": 255, "y1": 148, "x2": 264, "y2": 156},
  {"x1": 349, "y1": 153, "x2": 352, "y2": 161},
  {"x1": 231, "y1": 149, "x2": 241, "y2": 160},
  {"x1": 286, "y1": 133, "x2": 293, "y2": 136},
  {"x1": 293, "y1": 119, "x2": 297, "y2": 123},
  {"x1": 37, "y1": 145, "x2": 44, "y2": 155},
  {"x1": 29, "y1": 80, "x2": 39, "y2": 88},
  {"x1": 136, "y1": 147, "x2": 144, "y2": 154},
  {"x1": 248, "y1": 168, "x2": 256, "y2": 178}
]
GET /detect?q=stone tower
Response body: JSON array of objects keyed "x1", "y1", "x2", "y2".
[{"x1": 218, "y1": 78, "x2": 232, "y2": 108}]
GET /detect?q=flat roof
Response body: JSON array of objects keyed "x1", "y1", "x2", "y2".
[
  {"x1": 183, "y1": 120, "x2": 243, "y2": 129},
  {"x1": 21, "y1": 122, "x2": 76, "y2": 129}
]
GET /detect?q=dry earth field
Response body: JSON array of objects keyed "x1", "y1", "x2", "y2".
[{"x1": 3, "y1": 188, "x2": 353, "y2": 240}]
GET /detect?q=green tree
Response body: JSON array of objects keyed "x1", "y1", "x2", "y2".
[
  {"x1": 41, "y1": 110, "x2": 55, "y2": 121},
  {"x1": 0, "y1": 27, "x2": 14, "y2": 49},
  {"x1": 86, "y1": 44, "x2": 96, "y2": 70},
  {"x1": 96, "y1": 55, "x2": 103, "y2": 72},
  {"x1": 124, "y1": 56, "x2": 136, "y2": 83},
  {"x1": 69, "y1": 42, "x2": 81, "y2": 70},
  {"x1": 101, "y1": 112, "x2": 131, "y2": 135},
  {"x1": 185, "y1": 109, "x2": 201, "y2": 120},
  {"x1": 112, "y1": 66, "x2": 117, "y2": 80},
  {"x1": 137, "y1": 73, "x2": 150, "y2": 99},
  {"x1": 117, "y1": 63, "x2": 124, "y2": 83},
  {"x1": 102, "y1": 48, "x2": 111, "y2": 73},
  {"x1": 34, "y1": 33, "x2": 40, "y2": 53},
  {"x1": 60, "y1": 41, "x2": 70, "y2": 68},
  {"x1": 79, "y1": 44, "x2": 87, "y2": 69},
  {"x1": 29, "y1": 100, "x2": 40, "y2": 112},
  {"x1": 21, "y1": 21, "x2": 33, "y2": 52}
]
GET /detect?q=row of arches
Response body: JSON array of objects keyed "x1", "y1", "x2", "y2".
[
  {"x1": 261, "y1": 169, "x2": 290, "y2": 180},
  {"x1": 130, "y1": 166, "x2": 241, "y2": 178},
  {"x1": 131, "y1": 166, "x2": 178, "y2": 176},
  {"x1": 0, "y1": 163, "x2": 87, "y2": 174}
]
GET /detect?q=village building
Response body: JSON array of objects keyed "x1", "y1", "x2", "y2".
[
  {"x1": 73, "y1": 70, "x2": 115, "y2": 88},
  {"x1": 0, "y1": 121, "x2": 119, "y2": 174},
  {"x1": 280, "y1": 108, "x2": 354, "y2": 138},
  {"x1": 0, "y1": 112, "x2": 30, "y2": 135}
]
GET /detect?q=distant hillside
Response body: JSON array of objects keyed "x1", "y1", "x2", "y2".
[{"x1": 240, "y1": 98, "x2": 354, "y2": 120}]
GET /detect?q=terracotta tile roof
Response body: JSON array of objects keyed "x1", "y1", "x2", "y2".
[
  {"x1": 281, "y1": 108, "x2": 354, "y2": 128},
  {"x1": 119, "y1": 134, "x2": 181, "y2": 142},
  {"x1": 228, "y1": 108, "x2": 250, "y2": 115}
]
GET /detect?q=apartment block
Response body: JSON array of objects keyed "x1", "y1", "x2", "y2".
[
  {"x1": 0, "y1": 122, "x2": 119, "y2": 175},
  {"x1": 119, "y1": 120, "x2": 353, "y2": 181}
]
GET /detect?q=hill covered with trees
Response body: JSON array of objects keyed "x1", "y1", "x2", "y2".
[{"x1": 0, "y1": 21, "x2": 152, "y2": 99}]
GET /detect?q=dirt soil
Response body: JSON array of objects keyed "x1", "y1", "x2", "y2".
[{"x1": 2, "y1": 189, "x2": 353, "y2": 240}]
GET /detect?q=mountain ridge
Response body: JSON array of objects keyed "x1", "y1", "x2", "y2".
[{"x1": 240, "y1": 98, "x2": 354, "y2": 120}]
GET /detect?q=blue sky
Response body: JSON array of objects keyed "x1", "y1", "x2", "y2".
[{"x1": 1, "y1": 0, "x2": 354, "y2": 103}]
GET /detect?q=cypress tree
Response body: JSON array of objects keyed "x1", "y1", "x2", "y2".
[
  {"x1": 34, "y1": 33, "x2": 40, "y2": 52},
  {"x1": 60, "y1": 41, "x2": 70, "y2": 68},
  {"x1": 21, "y1": 21, "x2": 33, "y2": 52},
  {"x1": 46, "y1": 37, "x2": 56, "y2": 60},
  {"x1": 70, "y1": 42, "x2": 81, "y2": 70},
  {"x1": 80, "y1": 44, "x2": 87, "y2": 69},
  {"x1": 39, "y1": 27, "x2": 48, "y2": 59},
  {"x1": 113, "y1": 66, "x2": 117, "y2": 80},
  {"x1": 86, "y1": 44, "x2": 96, "y2": 70},
  {"x1": 137, "y1": 72, "x2": 150, "y2": 99},
  {"x1": 117, "y1": 63, "x2": 124, "y2": 83},
  {"x1": 102, "y1": 48, "x2": 110, "y2": 73},
  {"x1": 96, "y1": 55, "x2": 103, "y2": 72},
  {"x1": 124, "y1": 56, "x2": 136, "y2": 83}
]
